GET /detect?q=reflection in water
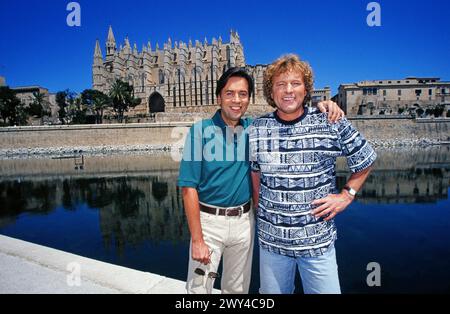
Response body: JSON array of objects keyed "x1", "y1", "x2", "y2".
[
  {"x1": 0, "y1": 147, "x2": 449, "y2": 245},
  {"x1": 336, "y1": 146, "x2": 450, "y2": 204},
  {"x1": 0, "y1": 174, "x2": 189, "y2": 256},
  {"x1": 0, "y1": 146, "x2": 449, "y2": 293}
]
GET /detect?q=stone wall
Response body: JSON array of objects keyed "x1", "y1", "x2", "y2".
[
  {"x1": 350, "y1": 117, "x2": 450, "y2": 145},
  {"x1": 0, "y1": 123, "x2": 191, "y2": 151},
  {"x1": 0, "y1": 118, "x2": 449, "y2": 155},
  {"x1": 0, "y1": 154, "x2": 180, "y2": 179}
]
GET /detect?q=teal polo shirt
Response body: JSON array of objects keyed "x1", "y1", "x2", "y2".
[{"x1": 177, "y1": 110, "x2": 252, "y2": 207}]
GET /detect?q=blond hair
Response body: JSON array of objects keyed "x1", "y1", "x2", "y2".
[{"x1": 263, "y1": 54, "x2": 314, "y2": 108}]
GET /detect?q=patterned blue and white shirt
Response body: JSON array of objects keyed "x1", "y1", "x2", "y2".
[{"x1": 249, "y1": 107, "x2": 377, "y2": 258}]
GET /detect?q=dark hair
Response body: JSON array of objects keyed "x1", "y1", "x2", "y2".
[{"x1": 215, "y1": 67, "x2": 254, "y2": 98}]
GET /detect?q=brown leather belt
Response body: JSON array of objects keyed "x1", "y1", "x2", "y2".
[{"x1": 200, "y1": 201, "x2": 251, "y2": 217}]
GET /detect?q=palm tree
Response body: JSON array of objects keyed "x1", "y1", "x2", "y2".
[
  {"x1": 28, "y1": 91, "x2": 51, "y2": 124},
  {"x1": 81, "y1": 89, "x2": 111, "y2": 124},
  {"x1": 69, "y1": 95, "x2": 88, "y2": 124},
  {"x1": 56, "y1": 89, "x2": 80, "y2": 124},
  {"x1": 0, "y1": 86, "x2": 28, "y2": 126},
  {"x1": 109, "y1": 79, "x2": 141, "y2": 123}
]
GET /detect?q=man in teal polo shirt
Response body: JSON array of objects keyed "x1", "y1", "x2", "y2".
[{"x1": 178, "y1": 67, "x2": 343, "y2": 294}]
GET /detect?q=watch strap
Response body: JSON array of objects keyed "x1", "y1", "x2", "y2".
[{"x1": 344, "y1": 186, "x2": 357, "y2": 197}]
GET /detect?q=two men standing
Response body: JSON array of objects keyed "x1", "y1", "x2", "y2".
[{"x1": 178, "y1": 55, "x2": 375, "y2": 294}]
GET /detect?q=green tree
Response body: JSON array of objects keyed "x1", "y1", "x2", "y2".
[
  {"x1": 434, "y1": 105, "x2": 445, "y2": 117},
  {"x1": 27, "y1": 91, "x2": 51, "y2": 124},
  {"x1": 0, "y1": 86, "x2": 28, "y2": 126},
  {"x1": 109, "y1": 80, "x2": 141, "y2": 123},
  {"x1": 56, "y1": 90, "x2": 81, "y2": 124},
  {"x1": 69, "y1": 95, "x2": 88, "y2": 124},
  {"x1": 81, "y1": 89, "x2": 111, "y2": 124},
  {"x1": 56, "y1": 90, "x2": 68, "y2": 124},
  {"x1": 416, "y1": 108, "x2": 425, "y2": 117}
]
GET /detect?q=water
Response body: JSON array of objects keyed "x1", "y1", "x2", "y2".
[{"x1": 0, "y1": 147, "x2": 449, "y2": 293}]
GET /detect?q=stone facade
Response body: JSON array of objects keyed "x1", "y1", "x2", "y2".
[
  {"x1": 335, "y1": 77, "x2": 450, "y2": 117},
  {"x1": 12, "y1": 86, "x2": 50, "y2": 106},
  {"x1": 11, "y1": 86, "x2": 58, "y2": 124},
  {"x1": 93, "y1": 26, "x2": 250, "y2": 115},
  {"x1": 0, "y1": 76, "x2": 5, "y2": 86},
  {"x1": 311, "y1": 87, "x2": 331, "y2": 105},
  {"x1": 92, "y1": 27, "x2": 330, "y2": 116}
]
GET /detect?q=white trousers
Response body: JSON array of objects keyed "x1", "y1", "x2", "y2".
[{"x1": 186, "y1": 209, "x2": 255, "y2": 294}]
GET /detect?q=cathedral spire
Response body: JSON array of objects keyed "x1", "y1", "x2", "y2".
[
  {"x1": 94, "y1": 39, "x2": 103, "y2": 58},
  {"x1": 230, "y1": 29, "x2": 240, "y2": 44},
  {"x1": 106, "y1": 25, "x2": 116, "y2": 56},
  {"x1": 93, "y1": 39, "x2": 103, "y2": 68},
  {"x1": 107, "y1": 25, "x2": 116, "y2": 43},
  {"x1": 122, "y1": 36, "x2": 131, "y2": 55}
]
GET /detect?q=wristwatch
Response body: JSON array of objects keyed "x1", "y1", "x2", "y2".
[{"x1": 343, "y1": 186, "x2": 357, "y2": 197}]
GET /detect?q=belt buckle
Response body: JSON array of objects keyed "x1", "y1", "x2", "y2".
[
  {"x1": 225, "y1": 205, "x2": 244, "y2": 217},
  {"x1": 235, "y1": 206, "x2": 244, "y2": 217},
  {"x1": 225, "y1": 208, "x2": 233, "y2": 217}
]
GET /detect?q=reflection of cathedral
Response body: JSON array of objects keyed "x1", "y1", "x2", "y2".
[
  {"x1": 0, "y1": 172, "x2": 190, "y2": 257},
  {"x1": 97, "y1": 172, "x2": 189, "y2": 256}
]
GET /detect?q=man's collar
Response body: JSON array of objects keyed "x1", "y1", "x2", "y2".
[{"x1": 212, "y1": 110, "x2": 243, "y2": 128}]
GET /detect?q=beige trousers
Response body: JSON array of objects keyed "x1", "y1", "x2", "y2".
[{"x1": 186, "y1": 209, "x2": 255, "y2": 294}]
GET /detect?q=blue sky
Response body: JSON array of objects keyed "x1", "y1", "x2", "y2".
[{"x1": 0, "y1": 0, "x2": 449, "y2": 95}]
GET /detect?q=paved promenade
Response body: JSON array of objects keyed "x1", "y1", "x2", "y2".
[{"x1": 0, "y1": 235, "x2": 200, "y2": 294}]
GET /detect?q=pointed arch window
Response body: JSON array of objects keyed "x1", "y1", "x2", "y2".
[
  {"x1": 226, "y1": 46, "x2": 231, "y2": 68},
  {"x1": 141, "y1": 73, "x2": 146, "y2": 93},
  {"x1": 205, "y1": 75, "x2": 209, "y2": 105},
  {"x1": 159, "y1": 69, "x2": 165, "y2": 84}
]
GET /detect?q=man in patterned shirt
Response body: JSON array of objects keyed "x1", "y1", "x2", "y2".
[
  {"x1": 179, "y1": 67, "x2": 344, "y2": 294},
  {"x1": 250, "y1": 54, "x2": 377, "y2": 294}
]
